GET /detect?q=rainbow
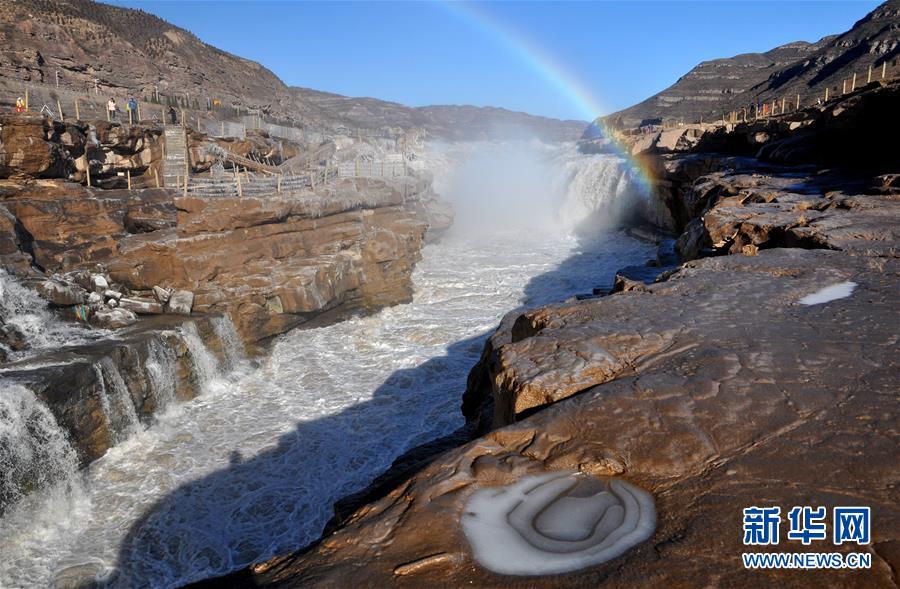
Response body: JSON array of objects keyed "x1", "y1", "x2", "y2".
[{"x1": 437, "y1": 1, "x2": 656, "y2": 194}]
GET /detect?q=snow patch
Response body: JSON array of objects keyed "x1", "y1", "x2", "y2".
[{"x1": 798, "y1": 281, "x2": 857, "y2": 305}]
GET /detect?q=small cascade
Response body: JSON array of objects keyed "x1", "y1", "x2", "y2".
[
  {"x1": 95, "y1": 359, "x2": 141, "y2": 444},
  {"x1": 182, "y1": 322, "x2": 221, "y2": 391},
  {"x1": 0, "y1": 270, "x2": 101, "y2": 361},
  {"x1": 146, "y1": 337, "x2": 178, "y2": 411},
  {"x1": 0, "y1": 384, "x2": 79, "y2": 514},
  {"x1": 211, "y1": 315, "x2": 246, "y2": 371}
]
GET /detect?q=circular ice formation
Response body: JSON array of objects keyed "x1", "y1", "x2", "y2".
[{"x1": 461, "y1": 470, "x2": 656, "y2": 576}]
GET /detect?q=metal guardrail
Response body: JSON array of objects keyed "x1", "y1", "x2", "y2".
[
  {"x1": 336, "y1": 157, "x2": 408, "y2": 179},
  {"x1": 184, "y1": 167, "x2": 337, "y2": 198}
]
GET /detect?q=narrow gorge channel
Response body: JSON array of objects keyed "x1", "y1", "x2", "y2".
[{"x1": 0, "y1": 149, "x2": 656, "y2": 589}]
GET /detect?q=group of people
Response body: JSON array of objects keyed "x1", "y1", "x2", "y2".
[
  {"x1": 13, "y1": 94, "x2": 141, "y2": 119},
  {"x1": 106, "y1": 96, "x2": 139, "y2": 120}
]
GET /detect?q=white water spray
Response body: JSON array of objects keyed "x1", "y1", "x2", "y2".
[
  {"x1": 147, "y1": 337, "x2": 178, "y2": 412},
  {"x1": 211, "y1": 316, "x2": 246, "y2": 371},
  {"x1": 182, "y1": 322, "x2": 221, "y2": 392},
  {"x1": 0, "y1": 270, "x2": 103, "y2": 361},
  {"x1": 0, "y1": 384, "x2": 79, "y2": 513},
  {"x1": 96, "y1": 358, "x2": 141, "y2": 444}
]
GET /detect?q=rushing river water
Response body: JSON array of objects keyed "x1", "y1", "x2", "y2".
[{"x1": 0, "y1": 148, "x2": 657, "y2": 588}]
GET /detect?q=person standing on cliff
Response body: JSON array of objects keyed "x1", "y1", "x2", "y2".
[
  {"x1": 127, "y1": 96, "x2": 137, "y2": 118},
  {"x1": 108, "y1": 98, "x2": 118, "y2": 121},
  {"x1": 15, "y1": 97, "x2": 25, "y2": 113}
]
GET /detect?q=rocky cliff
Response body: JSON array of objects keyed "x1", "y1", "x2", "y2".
[
  {"x1": 0, "y1": 0, "x2": 585, "y2": 140},
  {"x1": 601, "y1": 0, "x2": 899, "y2": 128},
  {"x1": 0, "y1": 109, "x2": 450, "y2": 513},
  {"x1": 0, "y1": 171, "x2": 438, "y2": 347},
  {"x1": 198, "y1": 80, "x2": 900, "y2": 589}
]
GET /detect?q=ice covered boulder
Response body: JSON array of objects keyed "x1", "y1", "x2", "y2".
[
  {"x1": 30, "y1": 279, "x2": 86, "y2": 306},
  {"x1": 152, "y1": 285, "x2": 171, "y2": 304},
  {"x1": 90, "y1": 275, "x2": 109, "y2": 293}
]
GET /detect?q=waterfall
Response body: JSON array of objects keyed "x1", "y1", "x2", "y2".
[
  {"x1": 95, "y1": 359, "x2": 141, "y2": 444},
  {"x1": 182, "y1": 322, "x2": 220, "y2": 391},
  {"x1": 211, "y1": 316, "x2": 246, "y2": 371},
  {"x1": 553, "y1": 154, "x2": 651, "y2": 231},
  {"x1": 427, "y1": 141, "x2": 657, "y2": 235},
  {"x1": 0, "y1": 384, "x2": 79, "y2": 514},
  {"x1": 0, "y1": 270, "x2": 100, "y2": 361},
  {"x1": 146, "y1": 337, "x2": 178, "y2": 411}
]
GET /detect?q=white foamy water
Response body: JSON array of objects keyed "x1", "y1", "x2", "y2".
[
  {"x1": 0, "y1": 270, "x2": 107, "y2": 362},
  {"x1": 0, "y1": 384, "x2": 80, "y2": 513},
  {"x1": 0, "y1": 150, "x2": 658, "y2": 588}
]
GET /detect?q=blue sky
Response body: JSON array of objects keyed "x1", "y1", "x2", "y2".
[{"x1": 110, "y1": 1, "x2": 881, "y2": 121}]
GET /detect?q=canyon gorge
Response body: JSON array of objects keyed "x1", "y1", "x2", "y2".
[{"x1": 1, "y1": 1, "x2": 898, "y2": 589}]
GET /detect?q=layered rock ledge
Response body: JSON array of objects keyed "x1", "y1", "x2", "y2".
[{"x1": 1, "y1": 174, "x2": 442, "y2": 346}]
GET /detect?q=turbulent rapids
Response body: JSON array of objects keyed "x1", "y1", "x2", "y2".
[{"x1": 0, "y1": 148, "x2": 656, "y2": 588}]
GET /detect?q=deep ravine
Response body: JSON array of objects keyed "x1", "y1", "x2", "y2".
[{"x1": 0, "y1": 149, "x2": 658, "y2": 589}]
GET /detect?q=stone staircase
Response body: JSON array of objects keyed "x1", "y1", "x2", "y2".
[{"x1": 163, "y1": 125, "x2": 188, "y2": 189}]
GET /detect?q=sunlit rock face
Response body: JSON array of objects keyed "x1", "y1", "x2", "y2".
[{"x1": 461, "y1": 470, "x2": 656, "y2": 576}]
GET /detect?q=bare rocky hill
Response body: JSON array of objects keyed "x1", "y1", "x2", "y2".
[
  {"x1": 602, "y1": 0, "x2": 899, "y2": 129},
  {"x1": 0, "y1": 0, "x2": 585, "y2": 140}
]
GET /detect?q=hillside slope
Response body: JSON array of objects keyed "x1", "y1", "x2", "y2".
[
  {"x1": 0, "y1": 0, "x2": 585, "y2": 140},
  {"x1": 604, "y1": 0, "x2": 899, "y2": 128}
]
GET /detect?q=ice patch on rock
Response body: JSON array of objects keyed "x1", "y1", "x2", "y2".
[
  {"x1": 461, "y1": 470, "x2": 656, "y2": 575},
  {"x1": 798, "y1": 281, "x2": 857, "y2": 305}
]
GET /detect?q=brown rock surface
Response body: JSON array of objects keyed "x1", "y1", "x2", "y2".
[
  {"x1": 213, "y1": 245, "x2": 897, "y2": 589},
  {"x1": 0, "y1": 114, "x2": 168, "y2": 183}
]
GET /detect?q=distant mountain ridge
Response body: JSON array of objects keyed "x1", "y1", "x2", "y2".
[
  {"x1": 602, "y1": 0, "x2": 899, "y2": 129},
  {"x1": 0, "y1": 0, "x2": 586, "y2": 140}
]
